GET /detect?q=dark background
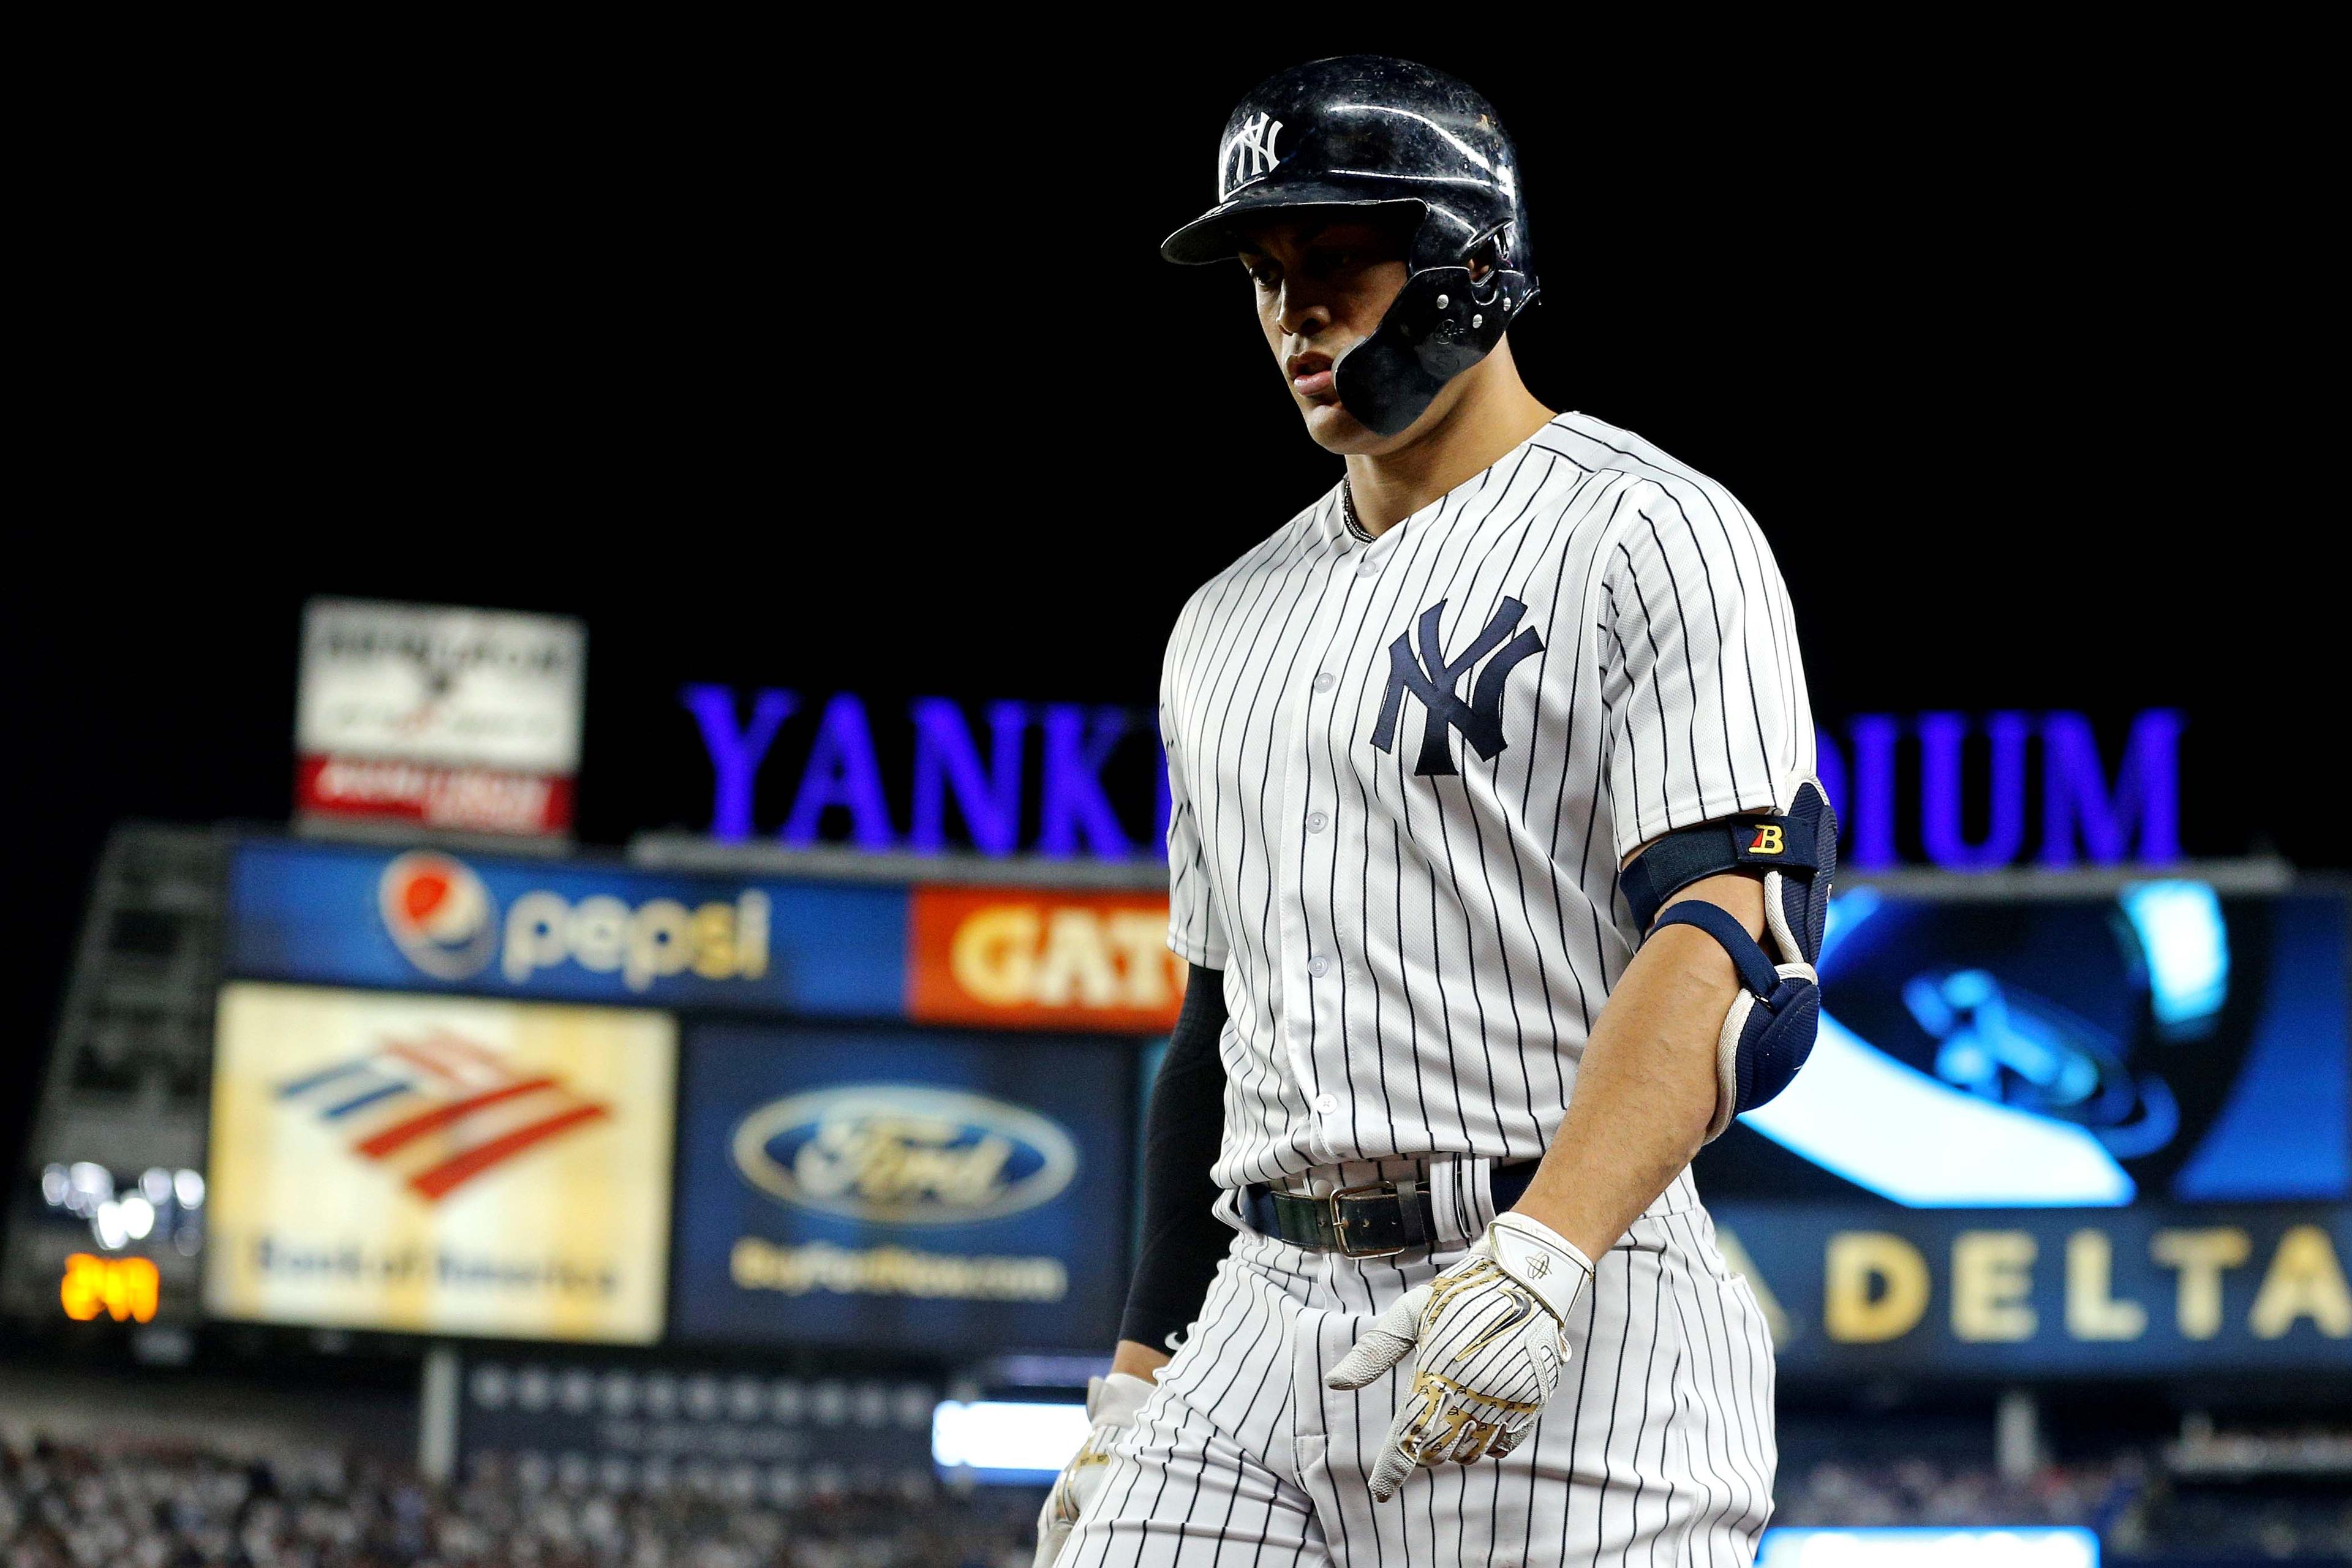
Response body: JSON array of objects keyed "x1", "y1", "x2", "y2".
[{"x1": 8, "y1": 42, "x2": 2330, "y2": 1182}]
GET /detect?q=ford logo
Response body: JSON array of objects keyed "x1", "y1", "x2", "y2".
[{"x1": 731, "y1": 1085, "x2": 1079, "y2": 1225}]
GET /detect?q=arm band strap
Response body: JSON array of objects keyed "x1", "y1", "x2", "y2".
[{"x1": 1618, "y1": 813, "x2": 1821, "y2": 930}]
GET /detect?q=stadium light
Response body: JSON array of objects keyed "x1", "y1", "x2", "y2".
[
  {"x1": 932, "y1": 1399, "x2": 1090, "y2": 1480},
  {"x1": 1758, "y1": 1527, "x2": 2099, "y2": 1566},
  {"x1": 68, "y1": 1163, "x2": 113, "y2": 1209},
  {"x1": 2120, "y1": 880, "x2": 2229, "y2": 1031}
]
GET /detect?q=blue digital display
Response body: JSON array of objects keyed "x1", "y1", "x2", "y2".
[{"x1": 1709, "y1": 888, "x2": 2350, "y2": 1208}]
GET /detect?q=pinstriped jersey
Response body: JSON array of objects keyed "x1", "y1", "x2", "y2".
[{"x1": 1159, "y1": 410, "x2": 1815, "y2": 1191}]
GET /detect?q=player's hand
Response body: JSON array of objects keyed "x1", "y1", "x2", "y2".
[
  {"x1": 1325, "y1": 1212, "x2": 1592, "y2": 1501},
  {"x1": 1033, "y1": 1371, "x2": 1155, "y2": 1567}
]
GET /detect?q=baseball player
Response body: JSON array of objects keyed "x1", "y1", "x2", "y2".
[{"x1": 1038, "y1": 55, "x2": 1831, "y2": 1566}]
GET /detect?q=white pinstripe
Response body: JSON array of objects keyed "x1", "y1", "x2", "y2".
[
  {"x1": 1131, "y1": 412, "x2": 1808, "y2": 1558},
  {"x1": 1161, "y1": 411, "x2": 1814, "y2": 1187},
  {"x1": 1069, "y1": 1169, "x2": 1777, "y2": 1566}
]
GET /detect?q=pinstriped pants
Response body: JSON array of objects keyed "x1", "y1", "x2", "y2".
[{"x1": 1065, "y1": 1159, "x2": 1776, "y2": 1567}]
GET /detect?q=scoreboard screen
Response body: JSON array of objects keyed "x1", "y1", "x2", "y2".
[
  {"x1": 1696, "y1": 886, "x2": 2348, "y2": 1208},
  {"x1": 1692, "y1": 883, "x2": 2352, "y2": 1378}
]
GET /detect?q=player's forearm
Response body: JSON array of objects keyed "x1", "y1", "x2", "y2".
[
  {"x1": 1511, "y1": 872, "x2": 1765, "y2": 1261},
  {"x1": 1111, "y1": 1339, "x2": 1173, "y2": 1379}
]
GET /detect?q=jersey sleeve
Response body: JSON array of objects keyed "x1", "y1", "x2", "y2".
[
  {"x1": 1598, "y1": 484, "x2": 1816, "y2": 864},
  {"x1": 1161, "y1": 665, "x2": 1230, "y2": 969}
]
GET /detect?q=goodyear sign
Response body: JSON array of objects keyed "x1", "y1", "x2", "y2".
[
  {"x1": 671, "y1": 1022, "x2": 1134, "y2": 1352},
  {"x1": 1713, "y1": 1202, "x2": 2352, "y2": 1376},
  {"x1": 226, "y1": 840, "x2": 905, "y2": 1014}
]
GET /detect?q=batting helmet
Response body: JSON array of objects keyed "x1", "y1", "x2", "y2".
[{"x1": 1161, "y1": 55, "x2": 1538, "y2": 437}]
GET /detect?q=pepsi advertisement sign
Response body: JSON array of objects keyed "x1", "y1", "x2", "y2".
[
  {"x1": 225, "y1": 840, "x2": 907, "y2": 1015},
  {"x1": 669, "y1": 1022, "x2": 1134, "y2": 1352}
]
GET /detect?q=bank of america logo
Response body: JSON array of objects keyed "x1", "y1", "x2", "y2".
[{"x1": 274, "y1": 1030, "x2": 610, "y2": 1203}]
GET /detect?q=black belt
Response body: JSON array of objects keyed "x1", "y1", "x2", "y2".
[{"x1": 1240, "y1": 1161, "x2": 1539, "y2": 1257}]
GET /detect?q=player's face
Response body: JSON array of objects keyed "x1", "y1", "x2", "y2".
[{"x1": 1237, "y1": 217, "x2": 1417, "y2": 453}]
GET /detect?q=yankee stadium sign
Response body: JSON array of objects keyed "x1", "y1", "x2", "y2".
[{"x1": 677, "y1": 685, "x2": 2187, "y2": 872}]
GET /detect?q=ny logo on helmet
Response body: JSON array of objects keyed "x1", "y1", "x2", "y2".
[
  {"x1": 1224, "y1": 113, "x2": 1283, "y2": 193},
  {"x1": 1371, "y1": 597, "x2": 1544, "y2": 777}
]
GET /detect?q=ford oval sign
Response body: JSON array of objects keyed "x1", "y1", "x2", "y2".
[{"x1": 730, "y1": 1085, "x2": 1080, "y2": 1225}]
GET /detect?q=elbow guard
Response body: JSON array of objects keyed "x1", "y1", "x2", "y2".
[{"x1": 1617, "y1": 778, "x2": 1838, "y2": 1142}]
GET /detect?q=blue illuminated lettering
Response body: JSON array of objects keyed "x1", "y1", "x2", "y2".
[
  {"x1": 1037, "y1": 704, "x2": 1132, "y2": 859},
  {"x1": 2041, "y1": 709, "x2": 2183, "y2": 865},
  {"x1": 676, "y1": 689, "x2": 2188, "y2": 868},
  {"x1": 1920, "y1": 712, "x2": 2031, "y2": 871},
  {"x1": 680, "y1": 686, "x2": 797, "y2": 842},
  {"x1": 909, "y1": 699, "x2": 1027, "y2": 854},
  {"x1": 782, "y1": 695, "x2": 895, "y2": 848}
]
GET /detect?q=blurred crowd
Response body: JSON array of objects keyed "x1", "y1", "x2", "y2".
[
  {"x1": 1777, "y1": 1452, "x2": 2352, "y2": 1562},
  {"x1": 0, "y1": 1437, "x2": 1030, "y2": 1568},
  {"x1": 12, "y1": 1431, "x2": 2352, "y2": 1566},
  {"x1": 1774, "y1": 1452, "x2": 2146, "y2": 1532}
]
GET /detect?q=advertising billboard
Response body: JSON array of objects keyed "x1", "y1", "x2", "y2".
[
  {"x1": 906, "y1": 886, "x2": 1187, "y2": 1033},
  {"x1": 295, "y1": 599, "x2": 587, "y2": 837},
  {"x1": 205, "y1": 982, "x2": 676, "y2": 1343},
  {"x1": 225, "y1": 840, "x2": 907, "y2": 1016},
  {"x1": 1687, "y1": 883, "x2": 2352, "y2": 1377},
  {"x1": 671, "y1": 1022, "x2": 1134, "y2": 1352},
  {"x1": 1714, "y1": 1203, "x2": 2351, "y2": 1377}
]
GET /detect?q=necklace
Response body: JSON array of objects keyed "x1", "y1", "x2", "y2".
[{"x1": 1340, "y1": 478, "x2": 1375, "y2": 542}]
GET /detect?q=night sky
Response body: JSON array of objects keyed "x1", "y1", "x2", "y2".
[{"x1": 8, "y1": 42, "x2": 2329, "y2": 1181}]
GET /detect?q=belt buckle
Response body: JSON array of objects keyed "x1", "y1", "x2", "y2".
[{"x1": 1328, "y1": 1183, "x2": 1406, "y2": 1258}]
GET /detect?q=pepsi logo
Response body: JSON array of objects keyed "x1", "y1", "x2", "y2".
[{"x1": 379, "y1": 851, "x2": 499, "y2": 980}]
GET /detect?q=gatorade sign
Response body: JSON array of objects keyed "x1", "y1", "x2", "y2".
[{"x1": 906, "y1": 887, "x2": 1184, "y2": 1031}]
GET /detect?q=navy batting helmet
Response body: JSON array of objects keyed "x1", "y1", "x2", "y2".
[{"x1": 1162, "y1": 55, "x2": 1538, "y2": 437}]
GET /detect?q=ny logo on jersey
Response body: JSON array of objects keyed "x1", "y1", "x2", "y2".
[
  {"x1": 1371, "y1": 597, "x2": 1544, "y2": 777},
  {"x1": 1224, "y1": 113, "x2": 1283, "y2": 192}
]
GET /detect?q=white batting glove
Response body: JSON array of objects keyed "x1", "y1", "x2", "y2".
[
  {"x1": 1325, "y1": 1212, "x2": 1593, "y2": 1501},
  {"x1": 1032, "y1": 1371, "x2": 1154, "y2": 1567}
]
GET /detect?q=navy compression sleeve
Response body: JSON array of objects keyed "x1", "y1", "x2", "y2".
[{"x1": 1117, "y1": 963, "x2": 1230, "y2": 1354}]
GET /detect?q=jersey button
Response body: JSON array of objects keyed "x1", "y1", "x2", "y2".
[
  {"x1": 1306, "y1": 812, "x2": 1327, "y2": 833},
  {"x1": 1307, "y1": 956, "x2": 1331, "y2": 979},
  {"x1": 1313, "y1": 1093, "x2": 1339, "y2": 1115},
  {"x1": 1356, "y1": 557, "x2": 1381, "y2": 576},
  {"x1": 1312, "y1": 673, "x2": 1336, "y2": 693}
]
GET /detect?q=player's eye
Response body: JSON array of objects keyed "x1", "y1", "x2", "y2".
[{"x1": 1243, "y1": 260, "x2": 1280, "y2": 290}]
